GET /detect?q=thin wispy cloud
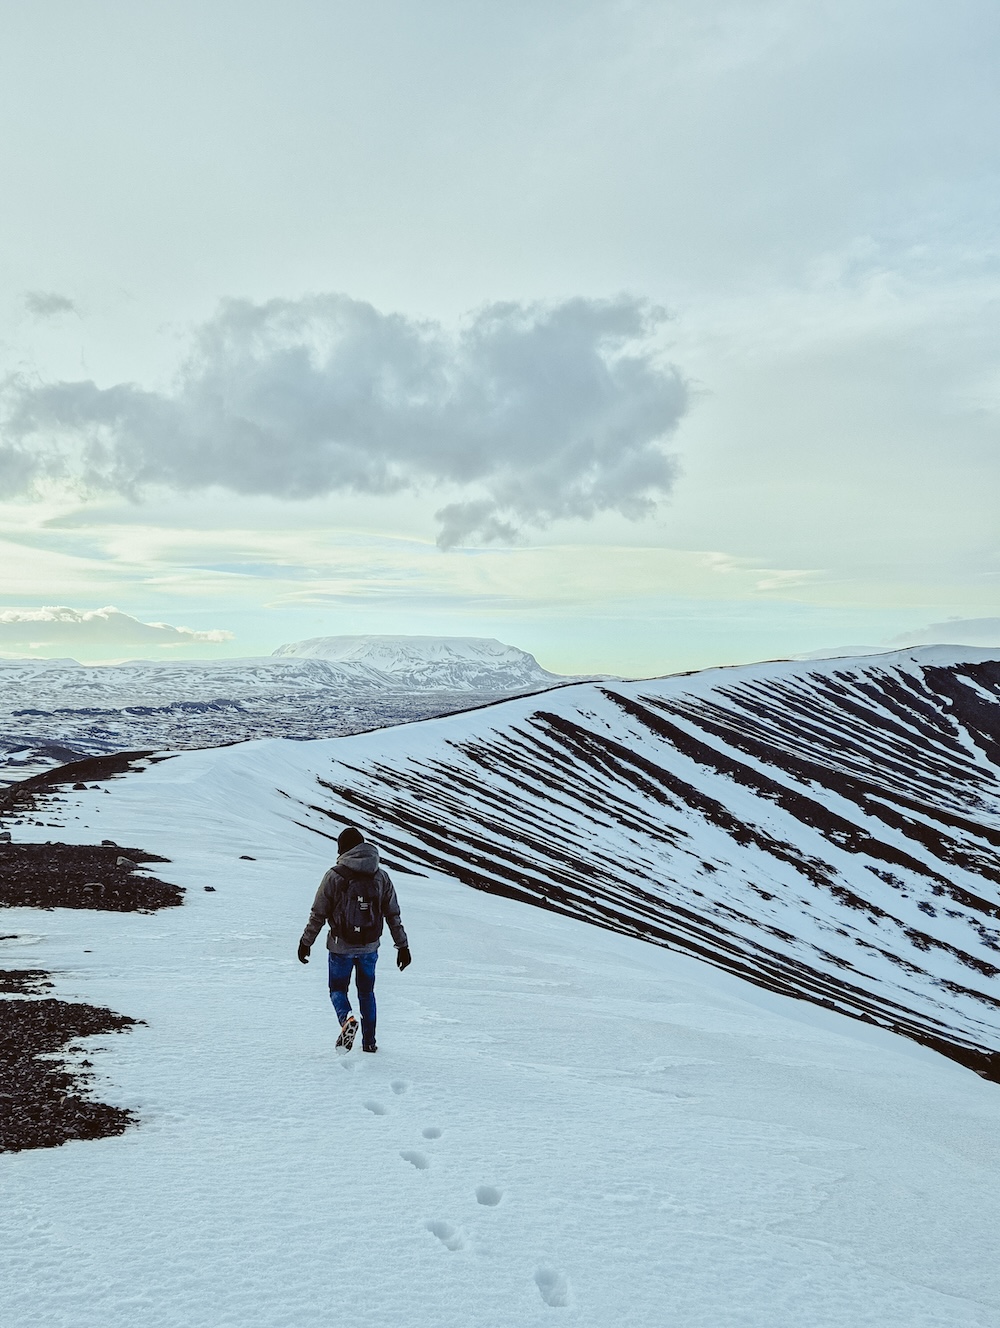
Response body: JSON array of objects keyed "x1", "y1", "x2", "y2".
[
  {"x1": 1, "y1": 294, "x2": 688, "y2": 548},
  {"x1": 889, "y1": 618, "x2": 1000, "y2": 647}
]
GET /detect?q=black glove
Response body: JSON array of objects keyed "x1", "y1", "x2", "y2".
[
  {"x1": 396, "y1": 945, "x2": 412, "y2": 971},
  {"x1": 297, "y1": 941, "x2": 311, "y2": 965}
]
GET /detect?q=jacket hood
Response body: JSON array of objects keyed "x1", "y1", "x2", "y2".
[{"x1": 337, "y1": 842, "x2": 380, "y2": 876}]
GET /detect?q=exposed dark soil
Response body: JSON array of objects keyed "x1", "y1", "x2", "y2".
[
  {"x1": 0, "y1": 749, "x2": 159, "y2": 816},
  {"x1": 0, "y1": 992, "x2": 139, "y2": 1152},
  {"x1": 0, "y1": 841, "x2": 182, "y2": 912}
]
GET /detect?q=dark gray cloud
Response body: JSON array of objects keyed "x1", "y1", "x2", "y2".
[
  {"x1": 23, "y1": 291, "x2": 77, "y2": 318},
  {"x1": 0, "y1": 606, "x2": 232, "y2": 650},
  {"x1": 2, "y1": 294, "x2": 688, "y2": 547}
]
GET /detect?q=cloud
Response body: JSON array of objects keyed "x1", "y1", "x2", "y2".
[
  {"x1": 888, "y1": 618, "x2": 1000, "y2": 647},
  {"x1": 23, "y1": 291, "x2": 77, "y2": 318},
  {"x1": 1, "y1": 294, "x2": 688, "y2": 547},
  {"x1": 0, "y1": 606, "x2": 233, "y2": 651}
]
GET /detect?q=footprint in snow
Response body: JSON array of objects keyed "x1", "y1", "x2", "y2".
[
  {"x1": 400, "y1": 1150, "x2": 430, "y2": 1170},
  {"x1": 390, "y1": 1079, "x2": 408, "y2": 1095},
  {"x1": 363, "y1": 1100, "x2": 387, "y2": 1115},
  {"x1": 475, "y1": 1185, "x2": 503, "y2": 1207},
  {"x1": 425, "y1": 1220, "x2": 465, "y2": 1251},
  {"x1": 535, "y1": 1267, "x2": 570, "y2": 1308},
  {"x1": 422, "y1": 1126, "x2": 442, "y2": 1139}
]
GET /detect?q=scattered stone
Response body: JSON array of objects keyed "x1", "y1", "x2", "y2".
[
  {"x1": 101, "y1": 839, "x2": 117, "y2": 848},
  {"x1": 0, "y1": 832, "x2": 10, "y2": 843},
  {"x1": 73, "y1": 783, "x2": 87, "y2": 791},
  {"x1": 82, "y1": 882, "x2": 104, "y2": 895},
  {"x1": 115, "y1": 856, "x2": 138, "y2": 869},
  {"x1": 239, "y1": 854, "x2": 256, "y2": 860},
  {"x1": 204, "y1": 885, "x2": 216, "y2": 892}
]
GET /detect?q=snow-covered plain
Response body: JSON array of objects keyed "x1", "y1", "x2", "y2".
[
  {"x1": 3, "y1": 724, "x2": 1000, "y2": 1327},
  {"x1": 0, "y1": 635, "x2": 574, "y2": 783}
]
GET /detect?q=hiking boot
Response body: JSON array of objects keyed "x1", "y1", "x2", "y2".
[
  {"x1": 336, "y1": 1014, "x2": 359, "y2": 1051},
  {"x1": 362, "y1": 1043, "x2": 378, "y2": 1053}
]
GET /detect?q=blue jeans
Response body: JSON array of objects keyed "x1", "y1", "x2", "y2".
[{"x1": 328, "y1": 950, "x2": 378, "y2": 1047}]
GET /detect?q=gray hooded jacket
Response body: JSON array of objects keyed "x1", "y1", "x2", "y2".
[{"x1": 300, "y1": 842, "x2": 408, "y2": 956}]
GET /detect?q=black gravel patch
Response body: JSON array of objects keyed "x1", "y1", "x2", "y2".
[
  {"x1": 0, "y1": 994, "x2": 139, "y2": 1152},
  {"x1": 0, "y1": 968, "x2": 53, "y2": 994},
  {"x1": 0, "y1": 842, "x2": 182, "y2": 912}
]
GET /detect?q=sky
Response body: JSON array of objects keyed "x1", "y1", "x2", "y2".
[{"x1": 1, "y1": 0, "x2": 998, "y2": 676}]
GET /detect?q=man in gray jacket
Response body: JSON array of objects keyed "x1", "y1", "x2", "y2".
[{"x1": 297, "y1": 826, "x2": 411, "y2": 1053}]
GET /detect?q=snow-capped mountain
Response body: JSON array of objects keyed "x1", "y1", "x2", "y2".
[
  {"x1": 0, "y1": 637, "x2": 574, "y2": 782},
  {"x1": 271, "y1": 634, "x2": 563, "y2": 692}
]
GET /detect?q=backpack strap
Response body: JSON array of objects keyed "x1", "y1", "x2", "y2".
[{"x1": 324, "y1": 867, "x2": 346, "y2": 925}]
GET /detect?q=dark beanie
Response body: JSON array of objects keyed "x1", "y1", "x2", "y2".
[{"x1": 337, "y1": 826, "x2": 365, "y2": 854}]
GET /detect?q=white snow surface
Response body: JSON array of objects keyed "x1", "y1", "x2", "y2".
[{"x1": 4, "y1": 721, "x2": 1000, "y2": 1327}]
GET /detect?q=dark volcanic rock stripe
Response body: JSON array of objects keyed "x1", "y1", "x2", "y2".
[
  {"x1": 637, "y1": 690, "x2": 1000, "y2": 910},
  {"x1": 607, "y1": 691, "x2": 1000, "y2": 902}
]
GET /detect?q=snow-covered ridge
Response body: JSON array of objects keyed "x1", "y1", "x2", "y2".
[
  {"x1": 57, "y1": 641, "x2": 996, "y2": 1080},
  {"x1": 8, "y1": 643, "x2": 1000, "y2": 1078}
]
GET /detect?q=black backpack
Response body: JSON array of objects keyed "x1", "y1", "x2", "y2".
[{"x1": 327, "y1": 870, "x2": 383, "y2": 947}]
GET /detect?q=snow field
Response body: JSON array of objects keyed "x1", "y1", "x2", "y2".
[{"x1": 2, "y1": 744, "x2": 1000, "y2": 1326}]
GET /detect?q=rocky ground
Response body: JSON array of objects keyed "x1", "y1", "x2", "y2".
[
  {"x1": 0, "y1": 841, "x2": 180, "y2": 912},
  {"x1": 1, "y1": 753, "x2": 181, "y2": 1152},
  {"x1": 0, "y1": 985, "x2": 139, "y2": 1152}
]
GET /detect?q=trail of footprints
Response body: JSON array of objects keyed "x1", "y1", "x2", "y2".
[{"x1": 357, "y1": 1074, "x2": 569, "y2": 1308}]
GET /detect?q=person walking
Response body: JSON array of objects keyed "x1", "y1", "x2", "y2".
[{"x1": 297, "y1": 826, "x2": 411, "y2": 1053}]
